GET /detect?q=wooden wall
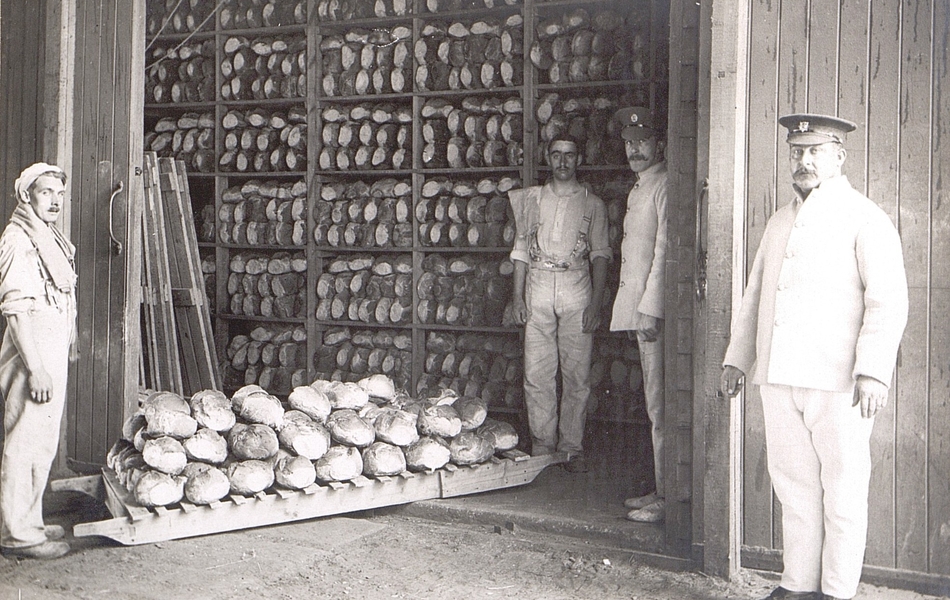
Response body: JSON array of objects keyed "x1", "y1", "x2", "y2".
[
  {"x1": 66, "y1": 0, "x2": 145, "y2": 470},
  {"x1": 665, "y1": 0, "x2": 701, "y2": 555},
  {"x1": 738, "y1": 0, "x2": 950, "y2": 584},
  {"x1": 0, "y1": 2, "x2": 48, "y2": 222}
]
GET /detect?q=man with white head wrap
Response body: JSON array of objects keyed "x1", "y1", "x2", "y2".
[{"x1": 0, "y1": 162, "x2": 76, "y2": 559}]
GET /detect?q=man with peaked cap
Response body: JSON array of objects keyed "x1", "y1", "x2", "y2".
[
  {"x1": 609, "y1": 106, "x2": 669, "y2": 523},
  {"x1": 508, "y1": 134, "x2": 611, "y2": 474},
  {"x1": 0, "y1": 163, "x2": 77, "y2": 560},
  {"x1": 721, "y1": 115, "x2": 908, "y2": 600}
]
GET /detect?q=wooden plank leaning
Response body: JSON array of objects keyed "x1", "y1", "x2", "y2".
[
  {"x1": 155, "y1": 156, "x2": 220, "y2": 394},
  {"x1": 140, "y1": 152, "x2": 184, "y2": 394}
]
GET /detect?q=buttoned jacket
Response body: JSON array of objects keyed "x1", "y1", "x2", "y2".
[
  {"x1": 610, "y1": 161, "x2": 667, "y2": 331},
  {"x1": 723, "y1": 175, "x2": 908, "y2": 392}
]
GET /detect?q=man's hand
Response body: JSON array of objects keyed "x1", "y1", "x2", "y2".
[
  {"x1": 29, "y1": 368, "x2": 54, "y2": 404},
  {"x1": 582, "y1": 304, "x2": 601, "y2": 333},
  {"x1": 853, "y1": 375, "x2": 888, "y2": 419},
  {"x1": 511, "y1": 297, "x2": 528, "y2": 325},
  {"x1": 720, "y1": 365, "x2": 745, "y2": 397},
  {"x1": 637, "y1": 314, "x2": 663, "y2": 342}
]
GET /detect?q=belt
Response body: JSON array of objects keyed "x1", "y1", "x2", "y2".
[{"x1": 529, "y1": 258, "x2": 587, "y2": 272}]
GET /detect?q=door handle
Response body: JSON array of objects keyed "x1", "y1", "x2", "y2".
[
  {"x1": 108, "y1": 180, "x2": 124, "y2": 256},
  {"x1": 695, "y1": 179, "x2": 708, "y2": 303}
]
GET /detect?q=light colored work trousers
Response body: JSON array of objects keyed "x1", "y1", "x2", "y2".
[
  {"x1": 0, "y1": 305, "x2": 71, "y2": 549},
  {"x1": 637, "y1": 333, "x2": 665, "y2": 499},
  {"x1": 760, "y1": 384, "x2": 875, "y2": 600},
  {"x1": 523, "y1": 268, "x2": 592, "y2": 455}
]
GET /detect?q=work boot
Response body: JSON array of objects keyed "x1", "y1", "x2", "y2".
[
  {"x1": 1, "y1": 540, "x2": 70, "y2": 560},
  {"x1": 563, "y1": 454, "x2": 589, "y2": 473},
  {"x1": 45, "y1": 525, "x2": 66, "y2": 541},
  {"x1": 758, "y1": 587, "x2": 821, "y2": 600}
]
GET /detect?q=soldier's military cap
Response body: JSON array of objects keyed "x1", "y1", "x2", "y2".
[
  {"x1": 778, "y1": 113, "x2": 857, "y2": 145},
  {"x1": 614, "y1": 106, "x2": 658, "y2": 141}
]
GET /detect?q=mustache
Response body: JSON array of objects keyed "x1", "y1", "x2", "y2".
[
  {"x1": 627, "y1": 154, "x2": 648, "y2": 161},
  {"x1": 794, "y1": 169, "x2": 816, "y2": 177}
]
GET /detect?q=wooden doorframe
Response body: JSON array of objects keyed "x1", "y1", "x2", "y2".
[
  {"x1": 697, "y1": 0, "x2": 749, "y2": 580},
  {"x1": 49, "y1": 0, "x2": 78, "y2": 477}
]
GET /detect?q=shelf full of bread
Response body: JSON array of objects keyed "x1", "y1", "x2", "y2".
[
  {"x1": 144, "y1": 0, "x2": 666, "y2": 424},
  {"x1": 526, "y1": 0, "x2": 666, "y2": 424}
]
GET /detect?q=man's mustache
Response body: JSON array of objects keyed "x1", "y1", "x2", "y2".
[
  {"x1": 627, "y1": 154, "x2": 647, "y2": 161},
  {"x1": 795, "y1": 169, "x2": 816, "y2": 177}
]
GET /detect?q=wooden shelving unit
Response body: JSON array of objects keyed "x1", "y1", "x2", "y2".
[{"x1": 143, "y1": 0, "x2": 666, "y2": 425}]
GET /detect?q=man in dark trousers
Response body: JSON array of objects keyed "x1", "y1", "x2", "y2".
[
  {"x1": 721, "y1": 115, "x2": 908, "y2": 600},
  {"x1": 508, "y1": 135, "x2": 611, "y2": 473},
  {"x1": 0, "y1": 163, "x2": 77, "y2": 560}
]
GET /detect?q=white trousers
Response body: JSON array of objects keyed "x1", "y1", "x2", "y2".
[
  {"x1": 760, "y1": 384, "x2": 875, "y2": 599},
  {"x1": 523, "y1": 268, "x2": 592, "y2": 455},
  {"x1": 637, "y1": 334, "x2": 665, "y2": 498},
  {"x1": 0, "y1": 306, "x2": 71, "y2": 549}
]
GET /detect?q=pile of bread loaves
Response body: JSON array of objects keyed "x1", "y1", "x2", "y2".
[{"x1": 107, "y1": 374, "x2": 519, "y2": 507}]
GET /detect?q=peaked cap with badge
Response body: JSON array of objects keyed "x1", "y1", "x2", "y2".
[
  {"x1": 614, "y1": 106, "x2": 660, "y2": 141},
  {"x1": 778, "y1": 113, "x2": 857, "y2": 146}
]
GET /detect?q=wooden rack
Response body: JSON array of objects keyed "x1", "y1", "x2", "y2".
[{"x1": 53, "y1": 450, "x2": 565, "y2": 546}]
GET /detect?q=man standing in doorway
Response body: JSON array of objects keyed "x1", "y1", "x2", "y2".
[
  {"x1": 721, "y1": 114, "x2": 908, "y2": 600},
  {"x1": 609, "y1": 106, "x2": 668, "y2": 523},
  {"x1": 508, "y1": 135, "x2": 611, "y2": 474},
  {"x1": 0, "y1": 163, "x2": 77, "y2": 560}
]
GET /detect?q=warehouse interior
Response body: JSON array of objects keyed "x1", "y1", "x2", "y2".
[
  {"x1": 2, "y1": 0, "x2": 949, "y2": 596},
  {"x1": 136, "y1": 0, "x2": 674, "y2": 549}
]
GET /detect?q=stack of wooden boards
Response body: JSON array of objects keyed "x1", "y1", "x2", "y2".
[{"x1": 141, "y1": 152, "x2": 220, "y2": 396}]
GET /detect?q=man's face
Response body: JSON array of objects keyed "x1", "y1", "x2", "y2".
[
  {"x1": 27, "y1": 174, "x2": 67, "y2": 224},
  {"x1": 547, "y1": 140, "x2": 581, "y2": 182},
  {"x1": 789, "y1": 142, "x2": 845, "y2": 192},
  {"x1": 625, "y1": 136, "x2": 663, "y2": 173}
]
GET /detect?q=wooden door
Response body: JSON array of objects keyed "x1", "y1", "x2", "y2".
[
  {"x1": 66, "y1": 0, "x2": 146, "y2": 470},
  {"x1": 734, "y1": 0, "x2": 950, "y2": 587}
]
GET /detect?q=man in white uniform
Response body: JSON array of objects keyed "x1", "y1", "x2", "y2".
[
  {"x1": 509, "y1": 135, "x2": 611, "y2": 474},
  {"x1": 0, "y1": 163, "x2": 77, "y2": 560},
  {"x1": 721, "y1": 115, "x2": 908, "y2": 600},
  {"x1": 609, "y1": 106, "x2": 668, "y2": 523}
]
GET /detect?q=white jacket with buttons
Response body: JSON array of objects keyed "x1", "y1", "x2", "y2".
[
  {"x1": 610, "y1": 161, "x2": 667, "y2": 331},
  {"x1": 723, "y1": 175, "x2": 908, "y2": 392}
]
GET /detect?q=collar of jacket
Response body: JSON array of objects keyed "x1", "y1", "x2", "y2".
[
  {"x1": 634, "y1": 160, "x2": 667, "y2": 185},
  {"x1": 793, "y1": 174, "x2": 851, "y2": 204}
]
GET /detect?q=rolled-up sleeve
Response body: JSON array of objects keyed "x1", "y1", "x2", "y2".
[
  {"x1": 0, "y1": 228, "x2": 42, "y2": 316},
  {"x1": 587, "y1": 196, "x2": 612, "y2": 262},
  {"x1": 508, "y1": 188, "x2": 531, "y2": 264}
]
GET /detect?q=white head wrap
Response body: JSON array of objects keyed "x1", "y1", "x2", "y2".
[{"x1": 14, "y1": 162, "x2": 65, "y2": 203}]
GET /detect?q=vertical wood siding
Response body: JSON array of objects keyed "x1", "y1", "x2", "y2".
[
  {"x1": 0, "y1": 3, "x2": 47, "y2": 223},
  {"x1": 67, "y1": 0, "x2": 145, "y2": 468},
  {"x1": 741, "y1": 0, "x2": 950, "y2": 579},
  {"x1": 666, "y1": 0, "x2": 700, "y2": 554}
]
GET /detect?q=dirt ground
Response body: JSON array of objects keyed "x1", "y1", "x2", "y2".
[{"x1": 0, "y1": 493, "x2": 945, "y2": 600}]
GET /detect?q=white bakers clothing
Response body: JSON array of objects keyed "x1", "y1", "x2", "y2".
[
  {"x1": 509, "y1": 183, "x2": 610, "y2": 455},
  {"x1": 723, "y1": 175, "x2": 908, "y2": 599},
  {"x1": 610, "y1": 161, "x2": 667, "y2": 499},
  {"x1": 0, "y1": 209, "x2": 77, "y2": 551}
]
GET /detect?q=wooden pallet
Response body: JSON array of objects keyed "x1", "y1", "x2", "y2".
[{"x1": 53, "y1": 451, "x2": 565, "y2": 546}]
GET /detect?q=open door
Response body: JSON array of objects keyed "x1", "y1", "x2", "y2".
[{"x1": 67, "y1": 0, "x2": 146, "y2": 471}]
